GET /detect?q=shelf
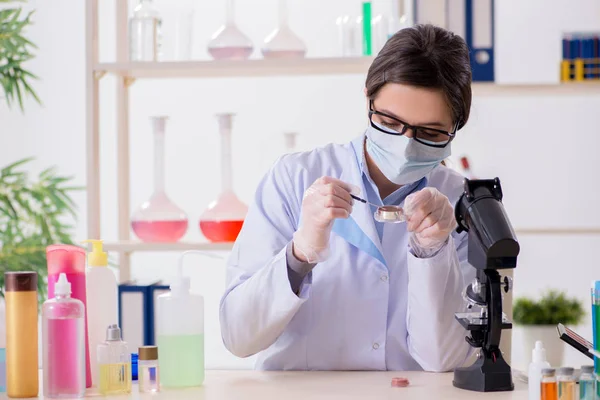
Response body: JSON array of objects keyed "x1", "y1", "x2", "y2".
[
  {"x1": 103, "y1": 241, "x2": 234, "y2": 253},
  {"x1": 95, "y1": 57, "x2": 376, "y2": 79}
]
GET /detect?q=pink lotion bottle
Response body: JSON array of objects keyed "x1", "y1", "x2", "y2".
[
  {"x1": 46, "y1": 245, "x2": 91, "y2": 388},
  {"x1": 42, "y1": 273, "x2": 86, "y2": 398}
]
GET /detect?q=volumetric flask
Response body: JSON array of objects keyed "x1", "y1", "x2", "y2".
[
  {"x1": 131, "y1": 116, "x2": 189, "y2": 243},
  {"x1": 130, "y1": 0, "x2": 162, "y2": 61},
  {"x1": 199, "y1": 113, "x2": 248, "y2": 242},
  {"x1": 207, "y1": 0, "x2": 253, "y2": 60},
  {"x1": 262, "y1": 0, "x2": 306, "y2": 59}
]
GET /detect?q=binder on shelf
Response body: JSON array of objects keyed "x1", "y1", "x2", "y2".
[
  {"x1": 413, "y1": 0, "x2": 495, "y2": 82},
  {"x1": 118, "y1": 280, "x2": 170, "y2": 352}
]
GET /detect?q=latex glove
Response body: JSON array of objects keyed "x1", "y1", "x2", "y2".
[
  {"x1": 293, "y1": 176, "x2": 358, "y2": 263},
  {"x1": 403, "y1": 187, "x2": 457, "y2": 257}
]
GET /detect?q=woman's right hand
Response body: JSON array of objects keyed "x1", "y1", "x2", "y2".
[{"x1": 292, "y1": 176, "x2": 357, "y2": 263}]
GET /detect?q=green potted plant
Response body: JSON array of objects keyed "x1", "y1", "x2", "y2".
[{"x1": 513, "y1": 290, "x2": 585, "y2": 367}]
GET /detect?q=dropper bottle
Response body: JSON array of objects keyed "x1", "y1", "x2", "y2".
[{"x1": 156, "y1": 251, "x2": 206, "y2": 387}]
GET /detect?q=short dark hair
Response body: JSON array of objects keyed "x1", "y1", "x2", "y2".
[{"x1": 365, "y1": 24, "x2": 472, "y2": 129}]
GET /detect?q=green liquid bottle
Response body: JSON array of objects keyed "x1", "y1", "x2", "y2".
[{"x1": 156, "y1": 252, "x2": 205, "y2": 388}]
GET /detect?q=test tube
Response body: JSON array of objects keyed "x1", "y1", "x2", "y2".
[
  {"x1": 557, "y1": 367, "x2": 576, "y2": 400},
  {"x1": 579, "y1": 365, "x2": 595, "y2": 400},
  {"x1": 541, "y1": 368, "x2": 558, "y2": 400}
]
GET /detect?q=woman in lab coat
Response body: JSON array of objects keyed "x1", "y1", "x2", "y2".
[{"x1": 219, "y1": 24, "x2": 475, "y2": 372}]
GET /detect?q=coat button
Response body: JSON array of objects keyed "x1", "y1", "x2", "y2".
[
  {"x1": 372, "y1": 342, "x2": 380, "y2": 350},
  {"x1": 380, "y1": 275, "x2": 388, "y2": 282}
]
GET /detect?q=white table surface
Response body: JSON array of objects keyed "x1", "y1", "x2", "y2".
[{"x1": 13, "y1": 370, "x2": 529, "y2": 400}]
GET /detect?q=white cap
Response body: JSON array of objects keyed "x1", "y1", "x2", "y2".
[
  {"x1": 54, "y1": 273, "x2": 71, "y2": 296},
  {"x1": 532, "y1": 340, "x2": 547, "y2": 363}
]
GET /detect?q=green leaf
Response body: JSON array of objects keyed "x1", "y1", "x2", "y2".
[{"x1": 513, "y1": 290, "x2": 585, "y2": 326}]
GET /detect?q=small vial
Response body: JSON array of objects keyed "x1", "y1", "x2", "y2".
[
  {"x1": 0, "y1": 348, "x2": 6, "y2": 393},
  {"x1": 541, "y1": 368, "x2": 558, "y2": 400},
  {"x1": 139, "y1": 346, "x2": 160, "y2": 393},
  {"x1": 558, "y1": 367, "x2": 576, "y2": 400},
  {"x1": 579, "y1": 365, "x2": 596, "y2": 400}
]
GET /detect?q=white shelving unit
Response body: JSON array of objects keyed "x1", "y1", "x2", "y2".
[{"x1": 86, "y1": 1, "x2": 600, "y2": 282}]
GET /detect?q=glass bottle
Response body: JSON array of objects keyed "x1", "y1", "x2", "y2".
[
  {"x1": 42, "y1": 273, "x2": 86, "y2": 399},
  {"x1": 131, "y1": 116, "x2": 189, "y2": 243},
  {"x1": 138, "y1": 346, "x2": 160, "y2": 393},
  {"x1": 541, "y1": 368, "x2": 558, "y2": 400},
  {"x1": 97, "y1": 325, "x2": 131, "y2": 395},
  {"x1": 335, "y1": 15, "x2": 361, "y2": 57},
  {"x1": 579, "y1": 365, "x2": 595, "y2": 400},
  {"x1": 199, "y1": 113, "x2": 248, "y2": 243},
  {"x1": 557, "y1": 367, "x2": 575, "y2": 400},
  {"x1": 207, "y1": 0, "x2": 253, "y2": 60},
  {"x1": 129, "y1": 0, "x2": 162, "y2": 61},
  {"x1": 261, "y1": 0, "x2": 306, "y2": 59}
]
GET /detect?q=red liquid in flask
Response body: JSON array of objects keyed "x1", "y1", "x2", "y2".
[
  {"x1": 200, "y1": 220, "x2": 244, "y2": 242},
  {"x1": 131, "y1": 220, "x2": 188, "y2": 242}
]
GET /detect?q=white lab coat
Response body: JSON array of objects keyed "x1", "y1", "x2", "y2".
[{"x1": 219, "y1": 135, "x2": 475, "y2": 371}]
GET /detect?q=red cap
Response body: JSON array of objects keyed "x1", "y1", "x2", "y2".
[
  {"x1": 46, "y1": 244, "x2": 86, "y2": 276},
  {"x1": 460, "y1": 156, "x2": 471, "y2": 170}
]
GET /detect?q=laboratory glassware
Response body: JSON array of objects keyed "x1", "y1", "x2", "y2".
[
  {"x1": 5, "y1": 272, "x2": 38, "y2": 398},
  {"x1": 541, "y1": 368, "x2": 558, "y2": 400},
  {"x1": 207, "y1": 0, "x2": 253, "y2": 60},
  {"x1": 0, "y1": 348, "x2": 5, "y2": 393},
  {"x1": 131, "y1": 116, "x2": 189, "y2": 243},
  {"x1": 336, "y1": 15, "x2": 361, "y2": 57},
  {"x1": 43, "y1": 273, "x2": 86, "y2": 399},
  {"x1": 155, "y1": 0, "x2": 194, "y2": 60},
  {"x1": 130, "y1": 0, "x2": 162, "y2": 61},
  {"x1": 261, "y1": 0, "x2": 306, "y2": 59},
  {"x1": 83, "y1": 240, "x2": 118, "y2": 388},
  {"x1": 579, "y1": 365, "x2": 595, "y2": 400},
  {"x1": 157, "y1": 251, "x2": 204, "y2": 387},
  {"x1": 97, "y1": 325, "x2": 132, "y2": 395},
  {"x1": 557, "y1": 367, "x2": 575, "y2": 400},
  {"x1": 199, "y1": 113, "x2": 248, "y2": 243},
  {"x1": 351, "y1": 194, "x2": 405, "y2": 223},
  {"x1": 138, "y1": 346, "x2": 160, "y2": 393},
  {"x1": 46, "y1": 245, "x2": 91, "y2": 388}
]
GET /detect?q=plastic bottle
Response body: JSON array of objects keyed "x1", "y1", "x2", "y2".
[
  {"x1": 42, "y1": 273, "x2": 86, "y2": 398},
  {"x1": 156, "y1": 251, "x2": 204, "y2": 387},
  {"x1": 529, "y1": 340, "x2": 551, "y2": 400},
  {"x1": 46, "y1": 245, "x2": 92, "y2": 388},
  {"x1": 4, "y1": 271, "x2": 38, "y2": 398},
  {"x1": 97, "y1": 324, "x2": 132, "y2": 395},
  {"x1": 83, "y1": 239, "x2": 118, "y2": 387}
]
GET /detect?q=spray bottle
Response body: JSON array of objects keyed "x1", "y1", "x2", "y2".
[
  {"x1": 156, "y1": 251, "x2": 205, "y2": 388},
  {"x1": 83, "y1": 239, "x2": 118, "y2": 387}
]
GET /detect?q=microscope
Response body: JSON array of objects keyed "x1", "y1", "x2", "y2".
[{"x1": 452, "y1": 178, "x2": 520, "y2": 392}]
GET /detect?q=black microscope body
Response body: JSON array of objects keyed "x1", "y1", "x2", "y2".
[{"x1": 452, "y1": 178, "x2": 520, "y2": 392}]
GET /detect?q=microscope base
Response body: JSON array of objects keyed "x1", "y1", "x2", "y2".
[{"x1": 453, "y1": 352, "x2": 514, "y2": 392}]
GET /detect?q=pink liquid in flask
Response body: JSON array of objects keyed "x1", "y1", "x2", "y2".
[
  {"x1": 200, "y1": 220, "x2": 244, "y2": 242},
  {"x1": 131, "y1": 219, "x2": 188, "y2": 242},
  {"x1": 46, "y1": 245, "x2": 92, "y2": 388}
]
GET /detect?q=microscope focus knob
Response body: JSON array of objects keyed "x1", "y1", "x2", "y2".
[{"x1": 503, "y1": 276, "x2": 513, "y2": 293}]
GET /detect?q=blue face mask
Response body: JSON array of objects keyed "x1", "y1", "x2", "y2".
[{"x1": 365, "y1": 122, "x2": 451, "y2": 185}]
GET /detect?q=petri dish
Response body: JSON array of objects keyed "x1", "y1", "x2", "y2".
[{"x1": 374, "y1": 205, "x2": 405, "y2": 223}]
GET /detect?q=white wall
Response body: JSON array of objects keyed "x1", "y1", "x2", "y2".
[{"x1": 1, "y1": 0, "x2": 599, "y2": 370}]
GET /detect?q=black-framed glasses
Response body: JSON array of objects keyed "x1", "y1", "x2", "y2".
[{"x1": 368, "y1": 100, "x2": 457, "y2": 148}]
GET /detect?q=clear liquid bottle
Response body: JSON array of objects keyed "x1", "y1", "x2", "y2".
[
  {"x1": 46, "y1": 244, "x2": 92, "y2": 388},
  {"x1": 131, "y1": 116, "x2": 189, "y2": 243},
  {"x1": 579, "y1": 365, "x2": 596, "y2": 400},
  {"x1": 261, "y1": 0, "x2": 306, "y2": 59},
  {"x1": 541, "y1": 368, "x2": 558, "y2": 400},
  {"x1": 83, "y1": 240, "x2": 118, "y2": 388},
  {"x1": 207, "y1": 0, "x2": 253, "y2": 60},
  {"x1": 138, "y1": 346, "x2": 160, "y2": 393},
  {"x1": 557, "y1": 367, "x2": 576, "y2": 400},
  {"x1": 157, "y1": 251, "x2": 204, "y2": 388},
  {"x1": 130, "y1": 0, "x2": 162, "y2": 61},
  {"x1": 97, "y1": 325, "x2": 131, "y2": 395},
  {"x1": 42, "y1": 273, "x2": 86, "y2": 399},
  {"x1": 199, "y1": 113, "x2": 248, "y2": 242}
]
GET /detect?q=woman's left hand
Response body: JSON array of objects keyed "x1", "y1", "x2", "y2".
[{"x1": 403, "y1": 187, "x2": 457, "y2": 254}]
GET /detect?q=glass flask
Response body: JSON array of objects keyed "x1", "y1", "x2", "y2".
[
  {"x1": 261, "y1": 0, "x2": 306, "y2": 59},
  {"x1": 130, "y1": 0, "x2": 162, "y2": 61},
  {"x1": 131, "y1": 116, "x2": 189, "y2": 243},
  {"x1": 335, "y1": 15, "x2": 361, "y2": 57},
  {"x1": 155, "y1": 0, "x2": 194, "y2": 60},
  {"x1": 207, "y1": 0, "x2": 253, "y2": 60},
  {"x1": 199, "y1": 114, "x2": 248, "y2": 242}
]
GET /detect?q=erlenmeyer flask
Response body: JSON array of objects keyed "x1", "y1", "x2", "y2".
[
  {"x1": 199, "y1": 114, "x2": 248, "y2": 243},
  {"x1": 261, "y1": 0, "x2": 306, "y2": 59},
  {"x1": 207, "y1": 0, "x2": 253, "y2": 60},
  {"x1": 131, "y1": 116, "x2": 189, "y2": 243}
]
